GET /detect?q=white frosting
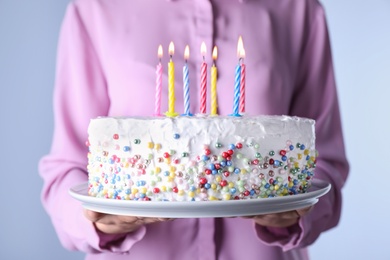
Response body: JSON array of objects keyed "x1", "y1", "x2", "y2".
[{"x1": 87, "y1": 115, "x2": 317, "y2": 201}]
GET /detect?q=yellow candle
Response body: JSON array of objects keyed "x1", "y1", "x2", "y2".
[
  {"x1": 210, "y1": 46, "x2": 218, "y2": 115},
  {"x1": 166, "y1": 41, "x2": 178, "y2": 117}
]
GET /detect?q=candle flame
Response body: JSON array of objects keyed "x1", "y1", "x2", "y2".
[
  {"x1": 212, "y1": 46, "x2": 218, "y2": 60},
  {"x1": 201, "y1": 42, "x2": 207, "y2": 56},
  {"x1": 240, "y1": 47, "x2": 246, "y2": 59},
  {"x1": 237, "y1": 36, "x2": 245, "y2": 58},
  {"x1": 168, "y1": 42, "x2": 175, "y2": 56},
  {"x1": 184, "y1": 45, "x2": 190, "y2": 60},
  {"x1": 158, "y1": 45, "x2": 163, "y2": 59}
]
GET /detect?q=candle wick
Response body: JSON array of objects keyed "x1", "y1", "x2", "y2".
[{"x1": 203, "y1": 56, "x2": 205, "y2": 62}]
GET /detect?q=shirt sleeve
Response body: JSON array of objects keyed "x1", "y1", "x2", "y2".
[
  {"x1": 38, "y1": 2, "x2": 146, "y2": 253},
  {"x1": 254, "y1": 2, "x2": 349, "y2": 250}
]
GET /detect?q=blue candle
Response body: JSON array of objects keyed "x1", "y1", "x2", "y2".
[
  {"x1": 232, "y1": 63, "x2": 241, "y2": 116},
  {"x1": 183, "y1": 45, "x2": 192, "y2": 116},
  {"x1": 183, "y1": 63, "x2": 190, "y2": 115}
]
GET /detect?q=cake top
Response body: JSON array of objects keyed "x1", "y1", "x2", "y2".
[{"x1": 93, "y1": 114, "x2": 315, "y2": 123}]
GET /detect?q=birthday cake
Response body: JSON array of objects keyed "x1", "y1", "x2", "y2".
[{"x1": 86, "y1": 115, "x2": 317, "y2": 201}]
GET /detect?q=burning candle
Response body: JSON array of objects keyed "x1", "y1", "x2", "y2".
[
  {"x1": 200, "y1": 42, "x2": 207, "y2": 114},
  {"x1": 231, "y1": 37, "x2": 242, "y2": 116},
  {"x1": 166, "y1": 42, "x2": 178, "y2": 117},
  {"x1": 238, "y1": 37, "x2": 246, "y2": 114},
  {"x1": 154, "y1": 44, "x2": 163, "y2": 116},
  {"x1": 232, "y1": 64, "x2": 241, "y2": 116},
  {"x1": 210, "y1": 46, "x2": 218, "y2": 115},
  {"x1": 183, "y1": 45, "x2": 192, "y2": 116}
]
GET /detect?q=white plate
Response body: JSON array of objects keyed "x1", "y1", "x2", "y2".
[{"x1": 69, "y1": 179, "x2": 331, "y2": 218}]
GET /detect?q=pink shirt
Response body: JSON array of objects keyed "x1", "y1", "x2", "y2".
[{"x1": 39, "y1": 0, "x2": 349, "y2": 259}]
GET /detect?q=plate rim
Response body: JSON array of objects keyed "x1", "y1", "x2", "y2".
[{"x1": 69, "y1": 179, "x2": 331, "y2": 218}]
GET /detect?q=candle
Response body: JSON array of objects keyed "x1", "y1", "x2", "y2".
[
  {"x1": 231, "y1": 37, "x2": 242, "y2": 116},
  {"x1": 200, "y1": 42, "x2": 207, "y2": 114},
  {"x1": 210, "y1": 46, "x2": 218, "y2": 115},
  {"x1": 232, "y1": 63, "x2": 241, "y2": 116},
  {"x1": 239, "y1": 37, "x2": 246, "y2": 114},
  {"x1": 183, "y1": 45, "x2": 192, "y2": 116},
  {"x1": 155, "y1": 45, "x2": 163, "y2": 116},
  {"x1": 166, "y1": 41, "x2": 178, "y2": 117}
]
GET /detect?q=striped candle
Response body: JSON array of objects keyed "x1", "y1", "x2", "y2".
[
  {"x1": 232, "y1": 63, "x2": 241, "y2": 116},
  {"x1": 239, "y1": 41, "x2": 246, "y2": 114},
  {"x1": 200, "y1": 42, "x2": 207, "y2": 114},
  {"x1": 154, "y1": 45, "x2": 163, "y2": 116},
  {"x1": 183, "y1": 45, "x2": 191, "y2": 115},
  {"x1": 239, "y1": 62, "x2": 246, "y2": 114}
]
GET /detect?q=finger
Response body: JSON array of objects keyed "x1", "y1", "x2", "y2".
[
  {"x1": 95, "y1": 221, "x2": 134, "y2": 234},
  {"x1": 254, "y1": 216, "x2": 299, "y2": 228},
  {"x1": 274, "y1": 205, "x2": 313, "y2": 219},
  {"x1": 243, "y1": 211, "x2": 298, "y2": 220},
  {"x1": 296, "y1": 206, "x2": 313, "y2": 217},
  {"x1": 241, "y1": 215, "x2": 254, "y2": 219},
  {"x1": 156, "y1": 218, "x2": 175, "y2": 222},
  {"x1": 118, "y1": 215, "x2": 143, "y2": 225},
  {"x1": 117, "y1": 216, "x2": 172, "y2": 225},
  {"x1": 141, "y1": 217, "x2": 174, "y2": 225},
  {"x1": 84, "y1": 209, "x2": 107, "y2": 222},
  {"x1": 94, "y1": 216, "x2": 142, "y2": 234},
  {"x1": 243, "y1": 205, "x2": 314, "y2": 220},
  {"x1": 247, "y1": 206, "x2": 314, "y2": 228},
  {"x1": 94, "y1": 217, "x2": 174, "y2": 234},
  {"x1": 262, "y1": 211, "x2": 300, "y2": 220}
]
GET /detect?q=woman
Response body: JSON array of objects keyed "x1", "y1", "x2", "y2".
[{"x1": 39, "y1": 0, "x2": 349, "y2": 259}]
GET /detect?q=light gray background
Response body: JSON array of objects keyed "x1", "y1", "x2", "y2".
[{"x1": 0, "y1": 1, "x2": 389, "y2": 259}]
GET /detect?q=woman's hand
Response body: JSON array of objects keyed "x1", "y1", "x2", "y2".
[
  {"x1": 243, "y1": 206, "x2": 313, "y2": 228},
  {"x1": 84, "y1": 206, "x2": 312, "y2": 234},
  {"x1": 84, "y1": 209, "x2": 174, "y2": 234}
]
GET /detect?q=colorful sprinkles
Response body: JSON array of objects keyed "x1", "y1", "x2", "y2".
[{"x1": 87, "y1": 119, "x2": 317, "y2": 202}]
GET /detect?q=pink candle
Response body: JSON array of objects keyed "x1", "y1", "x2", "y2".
[
  {"x1": 155, "y1": 45, "x2": 163, "y2": 116},
  {"x1": 200, "y1": 42, "x2": 207, "y2": 114},
  {"x1": 239, "y1": 47, "x2": 246, "y2": 114},
  {"x1": 237, "y1": 37, "x2": 246, "y2": 114}
]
